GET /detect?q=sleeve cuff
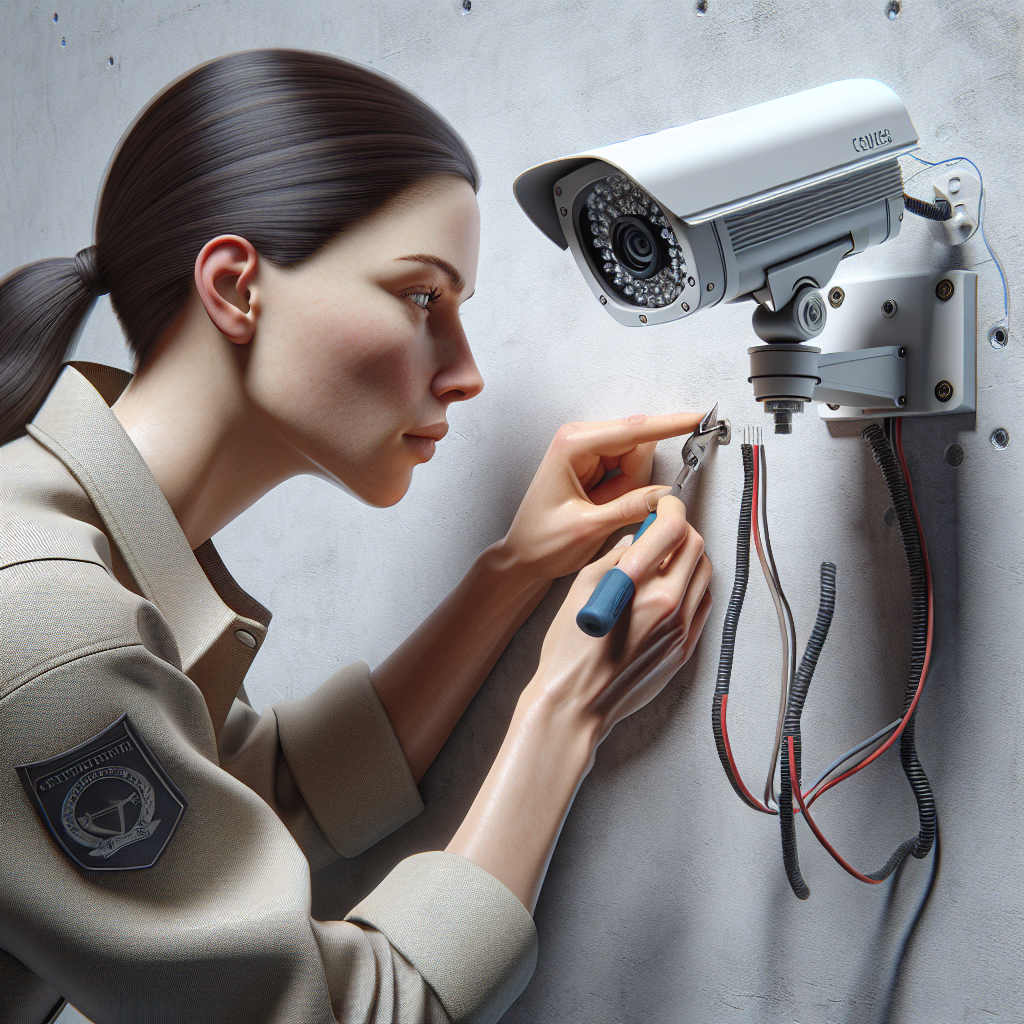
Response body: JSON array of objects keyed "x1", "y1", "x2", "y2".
[
  {"x1": 271, "y1": 662, "x2": 425, "y2": 858},
  {"x1": 345, "y1": 851, "x2": 538, "y2": 1024}
]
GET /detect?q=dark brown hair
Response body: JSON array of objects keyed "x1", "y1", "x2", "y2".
[{"x1": 0, "y1": 49, "x2": 478, "y2": 445}]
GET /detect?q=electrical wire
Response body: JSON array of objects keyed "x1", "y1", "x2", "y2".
[
  {"x1": 751, "y1": 435, "x2": 796, "y2": 810},
  {"x1": 904, "y1": 152, "x2": 1010, "y2": 334},
  {"x1": 803, "y1": 716, "x2": 902, "y2": 796},
  {"x1": 804, "y1": 420, "x2": 933, "y2": 808}
]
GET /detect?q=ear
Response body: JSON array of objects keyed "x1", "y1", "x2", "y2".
[{"x1": 194, "y1": 235, "x2": 261, "y2": 345}]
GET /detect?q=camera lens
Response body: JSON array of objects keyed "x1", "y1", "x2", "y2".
[
  {"x1": 611, "y1": 218, "x2": 661, "y2": 279},
  {"x1": 576, "y1": 174, "x2": 685, "y2": 309}
]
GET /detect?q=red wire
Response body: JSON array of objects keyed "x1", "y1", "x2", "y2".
[
  {"x1": 720, "y1": 695, "x2": 776, "y2": 815},
  {"x1": 789, "y1": 737, "x2": 883, "y2": 884},
  {"x1": 802, "y1": 418, "x2": 933, "y2": 807}
]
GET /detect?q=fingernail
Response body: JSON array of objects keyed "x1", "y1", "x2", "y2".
[
  {"x1": 613, "y1": 534, "x2": 633, "y2": 549},
  {"x1": 646, "y1": 486, "x2": 672, "y2": 511}
]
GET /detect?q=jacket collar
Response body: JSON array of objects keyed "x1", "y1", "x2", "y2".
[{"x1": 26, "y1": 361, "x2": 271, "y2": 733}]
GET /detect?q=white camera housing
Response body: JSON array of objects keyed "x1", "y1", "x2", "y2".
[{"x1": 514, "y1": 80, "x2": 919, "y2": 327}]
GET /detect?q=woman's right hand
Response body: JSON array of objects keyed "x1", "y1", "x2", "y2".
[{"x1": 524, "y1": 493, "x2": 713, "y2": 752}]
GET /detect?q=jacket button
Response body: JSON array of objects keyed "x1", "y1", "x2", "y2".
[{"x1": 234, "y1": 629, "x2": 257, "y2": 648}]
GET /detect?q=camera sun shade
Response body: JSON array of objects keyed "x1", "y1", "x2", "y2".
[{"x1": 514, "y1": 80, "x2": 920, "y2": 328}]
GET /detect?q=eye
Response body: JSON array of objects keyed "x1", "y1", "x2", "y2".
[{"x1": 403, "y1": 286, "x2": 442, "y2": 310}]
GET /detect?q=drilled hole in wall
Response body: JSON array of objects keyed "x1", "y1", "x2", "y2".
[
  {"x1": 53, "y1": 12, "x2": 58, "y2": 21},
  {"x1": 886, "y1": 0, "x2": 901, "y2": 18},
  {"x1": 107, "y1": 56, "x2": 114, "y2": 66},
  {"x1": 462, "y1": 0, "x2": 471, "y2": 12},
  {"x1": 990, "y1": 428, "x2": 1010, "y2": 450},
  {"x1": 61, "y1": 36, "x2": 65, "y2": 46},
  {"x1": 696, "y1": 0, "x2": 708, "y2": 13},
  {"x1": 943, "y1": 444, "x2": 964, "y2": 467}
]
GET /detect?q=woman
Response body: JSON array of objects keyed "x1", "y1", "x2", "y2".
[{"x1": 0, "y1": 50, "x2": 712, "y2": 1024}]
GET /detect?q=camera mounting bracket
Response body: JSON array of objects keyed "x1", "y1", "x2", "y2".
[{"x1": 816, "y1": 269, "x2": 976, "y2": 420}]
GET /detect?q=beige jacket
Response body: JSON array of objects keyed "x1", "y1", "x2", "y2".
[{"x1": 0, "y1": 362, "x2": 537, "y2": 1024}]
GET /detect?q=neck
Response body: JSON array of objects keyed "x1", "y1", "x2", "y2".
[{"x1": 111, "y1": 305, "x2": 308, "y2": 549}]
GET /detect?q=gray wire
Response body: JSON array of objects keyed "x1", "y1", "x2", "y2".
[
  {"x1": 750, "y1": 432, "x2": 795, "y2": 810},
  {"x1": 805, "y1": 717, "x2": 903, "y2": 796}
]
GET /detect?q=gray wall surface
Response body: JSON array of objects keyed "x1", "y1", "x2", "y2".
[{"x1": 2, "y1": 1, "x2": 1021, "y2": 1021}]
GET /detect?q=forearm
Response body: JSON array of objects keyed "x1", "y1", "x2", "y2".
[
  {"x1": 446, "y1": 685, "x2": 598, "y2": 914},
  {"x1": 370, "y1": 539, "x2": 552, "y2": 784}
]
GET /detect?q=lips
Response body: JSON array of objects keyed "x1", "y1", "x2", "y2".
[{"x1": 405, "y1": 423, "x2": 448, "y2": 442}]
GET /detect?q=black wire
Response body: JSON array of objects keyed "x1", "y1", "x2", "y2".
[
  {"x1": 778, "y1": 562, "x2": 837, "y2": 900},
  {"x1": 903, "y1": 192, "x2": 953, "y2": 221},
  {"x1": 712, "y1": 443, "x2": 763, "y2": 811}
]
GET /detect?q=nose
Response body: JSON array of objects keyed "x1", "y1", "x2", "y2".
[{"x1": 432, "y1": 320, "x2": 484, "y2": 404}]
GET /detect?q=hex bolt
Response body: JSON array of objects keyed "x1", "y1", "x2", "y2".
[
  {"x1": 990, "y1": 428, "x2": 1010, "y2": 450},
  {"x1": 935, "y1": 279, "x2": 954, "y2": 301},
  {"x1": 988, "y1": 325, "x2": 1009, "y2": 349},
  {"x1": 881, "y1": 299, "x2": 898, "y2": 318},
  {"x1": 828, "y1": 286, "x2": 845, "y2": 308},
  {"x1": 934, "y1": 379, "x2": 953, "y2": 402}
]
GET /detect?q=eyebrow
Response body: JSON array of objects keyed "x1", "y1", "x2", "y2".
[{"x1": 395, "y1": 253, "x2": 466, "y2": 294}]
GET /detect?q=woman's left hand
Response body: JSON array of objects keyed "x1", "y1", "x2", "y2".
[{"x1": 497, "y1": 412, "x2": 705, "y2": 582}]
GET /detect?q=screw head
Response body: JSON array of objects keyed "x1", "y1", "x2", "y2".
[
  {"x1": 555, "y1": 186, "x2": 562, "y2": 196},
  {"x1": 828, "y1": 286, "x2": 845, "y2": 308},
  {"x1": 881, "y1": 299, "x2": 898, "y2": 318},
  {"x1": 897, "y1": 394, "x2": 907, "y2": 406},
  {"x1": 706, "y1": 282, "x2": 714, "y2": 292},
  {"x1": 687, "y1": 276, "x2": 696, "y2": 287},
  {"x1": 898, "y1": 347, "x2": 907, "y2": 358},
  {"x1": 599, "y1": 295, "x2": 607, "y2": 305},
  {"x1": 988, "y1": 325, "x2": 1009, "y2": 349},
  {"x1": 944, "y1": 443, "x2": 964, "y2": 467},
  {"x1": 935, "y1": 279, "x2": 954, "y2": 301},
  {"x1": 559, "y1": 207, "x2": 567, "y2": 217},
  {"x1": 934, "y1": 379, "x2": 953, "y2": 402},
  {"x1": 681, "y1": 302, "x2": 690, "y2": 312},
  {"x1": 826, "y1": 403, "x2": 841, "y2": 411},
  {"x1": 639, "y1": 314, "x2": 648, "y2": 323},
  {"x1": 990, "y1": 428, "x2": 1010, "y2": 450}
]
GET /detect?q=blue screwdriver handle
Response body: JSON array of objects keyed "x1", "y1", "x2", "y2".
[{"x1": 576, "y1": 511, "x2": 658, "y2": 637}]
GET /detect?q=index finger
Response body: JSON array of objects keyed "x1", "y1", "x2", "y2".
[{"x1": 557, "y1": 412, "x2": 704, "y2": 457}]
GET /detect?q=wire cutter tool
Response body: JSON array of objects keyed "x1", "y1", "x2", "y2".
[{"x1": 576, "y1": 405, "x2": 728, "y2": 637}]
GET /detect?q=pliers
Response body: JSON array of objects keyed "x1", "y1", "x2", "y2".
[{"x1": 576, "y1": 405, "x2": 729, "y2": 637}]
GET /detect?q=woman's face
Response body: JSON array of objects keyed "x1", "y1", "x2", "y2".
[{"x1": 247, "y1": 175, "x2": 483, "y2": 506}]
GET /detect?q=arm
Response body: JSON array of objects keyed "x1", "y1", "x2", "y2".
[
  {"x1": 370, "y1": 543, "x2": 552, "y2": 784},
  {"x1": 448, "y1": 496, "x2": 714, "y2": 913},
  {"x1": 372, "y1": 412, "x2": 704, "y2": 786}
]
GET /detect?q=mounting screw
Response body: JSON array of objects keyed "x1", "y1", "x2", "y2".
[
  {"x1": 897, "y1": 394, "x2": 907, "y2": 406},
  {"x1": 990, "y1": 428, "x2": 1010, "y2": 450},
  {"x1": 935, "y1": 278, "x2": 954, "y2": 301},
  {"x1": 944, "y1": 443, "x2": 964, "y2": 466},
  {"x1": 826, "y1": 403, "x2": 841, "y2": 411},
  {"x1": 706, "y1": 282, "x2": 714, "y2": 292},
  {"x1": 988, "y1": 325, "x2": 1009, "y2": 349},
  {"x1": 559, "y1": 207, "x2": 567, "y2": 216},
  {"x1": 554, "y1": 186, "x2": 562, "y2": 196},
  {"x1": 828, "y1": 286, "x2": 845, "y2": 308},
  {"x1": 881, "y1": 299, "x2": 898, "y2": 318},
  {"x1": 898, "y1": 347, "x2": 907, "y2": 358},
  {"x1": 639, "y1": 314, "x2": 648, "y2": 323},
  {"x1": 934, "y1": 379, "x2": 953, "y2": 402},
  {"x1": 681, "y1": 301, "x2": 690, "y2": 312},
  {"x1": 599, "y1": 295, "x2": 607, "y2": 304},
  {"x1": 687, "y1": 276, "x2": 696, "y2": 287}
]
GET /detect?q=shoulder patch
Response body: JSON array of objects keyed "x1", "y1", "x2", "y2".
[{"x1": 15, "y1": 714, "x2": 187, "y2": 872}]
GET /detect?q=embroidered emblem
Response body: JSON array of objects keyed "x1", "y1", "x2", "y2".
[{"x1": 16, "y1": 714, "x2": 187, "y2": 871}]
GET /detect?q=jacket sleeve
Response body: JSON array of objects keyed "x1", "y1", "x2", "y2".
[
  {"x1": 0, "y1": 564, "x2": 537, "y2": 1024},
  {"x1": 217, "y1": 661, "x2": 426, "y2": 872}
]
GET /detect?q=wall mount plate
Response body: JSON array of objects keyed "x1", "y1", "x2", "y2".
[{"x1": 817, "y1": 270, "x2": 976, "y2": 421}]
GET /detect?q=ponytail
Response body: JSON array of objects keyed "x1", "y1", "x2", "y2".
[{"x1": 0, "y1": 247, "x2": 108, "y2": 445}]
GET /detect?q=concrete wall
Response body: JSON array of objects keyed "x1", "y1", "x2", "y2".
[{"x1": 2, "y1": 1, "x2": 1020, "y2": 1020}]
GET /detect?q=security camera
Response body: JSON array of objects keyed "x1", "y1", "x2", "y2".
[{"x1": 514, "y1": 80, "x2": 976, "y2": 432}]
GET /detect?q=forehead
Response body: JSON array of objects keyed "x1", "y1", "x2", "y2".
[{"x1": 332, "y1": 176, "x2": 480, "y2": 284}]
